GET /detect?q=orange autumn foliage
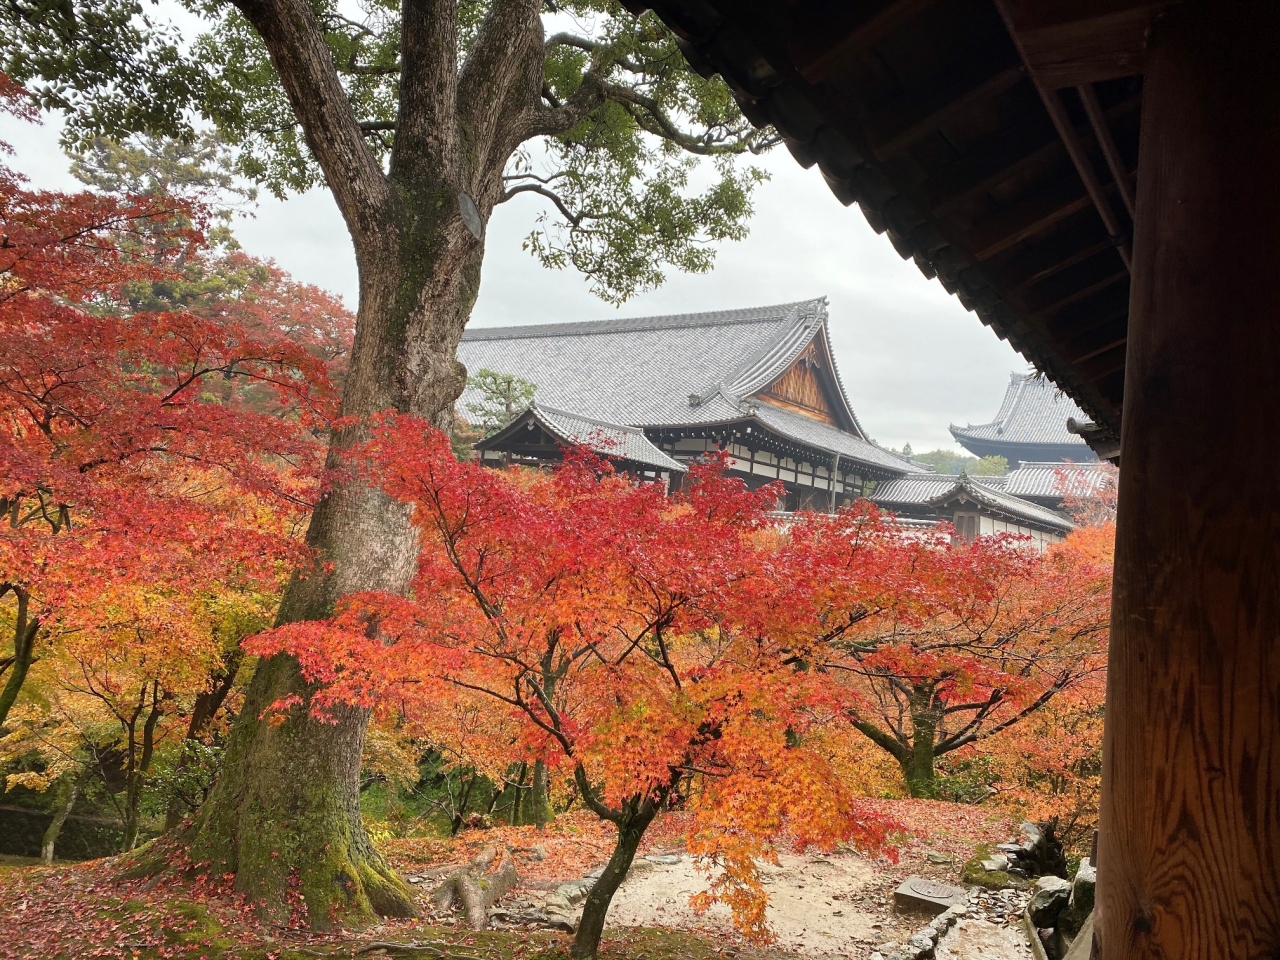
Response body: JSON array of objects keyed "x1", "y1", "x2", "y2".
[{"x1": 249, "y1": 422, "x2": 903, "y2": 943}]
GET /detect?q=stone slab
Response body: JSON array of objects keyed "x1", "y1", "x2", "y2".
[{"x1": 894, "y1": 876, "x2": 967, "y2": 915}]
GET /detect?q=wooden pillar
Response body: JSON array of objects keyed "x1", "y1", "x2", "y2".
[{"x1": 1097, "y1": 2, "x2": 1280, "y2": 956}]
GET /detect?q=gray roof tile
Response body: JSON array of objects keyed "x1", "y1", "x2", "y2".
[
  {"x1": 531, "y1": 404, "x2": 686, "y2": 473},
  {"x1": 928, "y1": 475, "x2": 1076, "y2": 533},
  {"x1": 871, "y1": 471, "x2": 1075, "y2": 533},
  {"x1": 458, "y1": 299, "x2": 916, "y2": 474},
  {"x1": 950, "y1": 372, "x2": 1092, "y2": 447},
  {"x1": 1003, "y1": 461, "x2": 1110, "y2": 500}
]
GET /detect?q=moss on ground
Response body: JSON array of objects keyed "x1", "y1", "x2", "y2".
[{"x1": 961, "y1": 842, "x2": 1025, "y2": 890}]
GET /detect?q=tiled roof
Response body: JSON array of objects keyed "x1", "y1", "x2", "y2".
[
  {"x1": 927, "y1": 475, "x2": 1076, "y2": 534},
  {"x1": 868, "y1": 473, "x2": 961, "y2": 507},
  {"x1": 871, "y1": 471, "x2": 1074, "y2": 533},
  {"x1": 950, "y1": 373, "x2": 1091, "y2": 448},
  {"x1": 1003, "y1": 461, "x2": 1110, "y2": 500},
  {"x1": 458, "y1": 300, "x2": 916, "y2": 474},
  {"x1": 749, "y1": 403, "x2": 918, "y2": 473},
  {"x1": 527, "y1": 404, "x2": 686, "y2": 473}
]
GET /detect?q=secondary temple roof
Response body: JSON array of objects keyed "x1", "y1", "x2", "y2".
[{"x1": 949, "y1": 372, "x2": 1094, "y2": 464}]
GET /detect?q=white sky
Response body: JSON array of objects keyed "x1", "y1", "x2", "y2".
[{"x1": 1, "y1": 109, "x2": 1029, "y2": 453}]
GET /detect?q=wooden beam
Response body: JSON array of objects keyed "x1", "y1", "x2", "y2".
[
  {"x1": 790, "y1": 0, "x2": 938, "y2": 84},
  {"x1": 1098, "y1": 4, "x2": 1280, "y2": 957},
  {"x1": 969, "y1": 182, "x2": 1092, "y2": 260},
  {"x1": 931, "y1": 93, "x2": 1140, "y2": 213},
  {"x1": 1078, "y1": 84, "x2": 1137, "y2": 217},
  {"x1": 1001, "y1": 219, "x2": 1117, "y2": 290},
  {"x1": 868, "y1": 63, "x2": 1026, "y2": 160},
  {"x1": 995, "y1": 0, "x2": 1170, "y2": 88},
  {"x1": 1025, "y1": 264, "x2": 1127, "y2": 316}
]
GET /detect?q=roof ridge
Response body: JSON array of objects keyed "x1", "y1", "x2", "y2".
[
  {"x1": 461, "y1": 298, "x2": 826, "y2": 342},
  {"x1": 533, "y1": 402, "x2": 644, "y2": 435}
]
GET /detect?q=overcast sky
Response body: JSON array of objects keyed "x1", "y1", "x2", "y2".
[{"x1": 1, "y1": 114, "x2": 1029, "y2": 452}]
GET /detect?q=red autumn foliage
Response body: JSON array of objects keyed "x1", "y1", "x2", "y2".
[
  {"x1": 0, "y1": 81, "x2": 353, "y2": 737},
  {"x1": 248, "y1": 421, "x2": 902, "y2": 945}
]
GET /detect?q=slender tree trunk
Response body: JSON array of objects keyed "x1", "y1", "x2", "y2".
[
  {"x1": 571, "y1": 799, "x2": 658, "y2": 959},
  {"x1": 42, "y1": 770, "x2": 86, "y2": 864},
  {"x1": 529, "y1": 759, "x2": 552, "y2": 830},
  {"x1": 0, "y1": 591, "x2": 39, "y2": 730},
  {"x1": 511, "y1": 761, "x2": 528, "y2": 825},
  {"x1": 166, "y1": 649, "x2": 244, "y2": 830},
  {"x1": 188, "y1": 210, "x2": 487, "y2": 927}
]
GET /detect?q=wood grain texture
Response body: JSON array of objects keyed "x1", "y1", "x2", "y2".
[
  {"x1": 1097, "y1": 2, "x2": 1280, "y2": 956},
  {"x1": 759, "y1": 342, "x2": 838, "y2": 423}
]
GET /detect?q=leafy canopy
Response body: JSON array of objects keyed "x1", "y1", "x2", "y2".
[{"x1": 1, "y1": 0, "x2": 777, "y2": 302}]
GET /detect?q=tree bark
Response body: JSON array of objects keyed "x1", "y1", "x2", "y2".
[
  {"x1": 188, "y1": 207, "x2": 487, "y2": 926},
  {"x1": 1096, "y1": 2, "x2": 1280, "y2": 956},
  {"x1": 42, "y1": 770, "x2": 86, "y2": 864},
  {"x1": 185, "y1": 0, "x2": 545, "y2": 928},
  {"x1": 0, "y1": 590, "x2": 39, "y2": 730},
  {"x1": 902, "y1": 693, "x2": 939, "y2": 799},
  {"x1": 529, "y1": 759, "x2": 553, "y2": 829},
  {"x1": 571, "y1": 799, "x2": 658, "y2": 959}
]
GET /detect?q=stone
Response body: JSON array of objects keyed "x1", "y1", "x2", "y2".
[
  {"x1": 1069, "y1": 858, "x2": 1097, "y2": 917},
  {"x1": 553, "y1": 880, "x2": 592, "y2": 904},
  {"x1": 981, "y1": 855, "x2": 1009, "y2": 872},
  {"x1": 1057, "y1": 857, "x2": 1097, "y2": 939},
  {"x1": 645, "y1": 853, "x2": 682, "y2": 865},
  {"x1": 1019, "y1": 821, "x2": 1044, "y2": 846},
  {"x1": 893, "y1": 876, "x2": 967, "y2": 915},
  {"x1": 1027, "y1": 875, "x2": 1072, "y2": 926},
  {"x1": 585, "y1": 867, "x2": 604, "y2": 880},
  {"x1": 927, "y1": 851, "x2": 954, "y2": 864}
]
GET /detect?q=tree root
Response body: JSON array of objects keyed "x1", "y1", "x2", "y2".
[{"x1": 429, "y1": 845, "x2": 520, "y2": 930}]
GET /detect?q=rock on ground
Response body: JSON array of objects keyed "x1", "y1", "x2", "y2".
[{"x1": 935, "y1": 918, "x2": 1034, "y2": 960}]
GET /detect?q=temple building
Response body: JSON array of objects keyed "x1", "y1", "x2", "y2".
[
  {"x1": 949, "y1": 372, "x2": 1097, "y2": 466},
  {"x1": 457, "y1": 298, "x2": 1093, "y2": 547}
]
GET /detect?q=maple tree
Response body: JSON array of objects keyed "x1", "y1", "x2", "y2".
[
  {"x1": 1, "y1": 0, "x2": 786, "y2": 919},
  {"x1": 806, "y1": 523, "x2": 1112, "y2": 799},
  {"x1": 0, "y1": 83, "x2": 354, "y2": 859},
  {"x1": 249, "y1": 421, "x2": 897, "y2": 956}
]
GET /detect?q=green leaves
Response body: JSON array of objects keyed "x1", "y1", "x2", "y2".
[
  {"x1": 3, "y1": 0, "x2": 776, "y2": 305},
  {"x1": 0, "y1": 0, "x2": 205, "y2": 146}
]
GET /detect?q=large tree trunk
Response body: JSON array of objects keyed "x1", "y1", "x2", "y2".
[
  {"x1": 189, "y1": 203, "x2": 487, "y2": 927},
  {"x1": 901, "y1": 693, "x2": 939, "y2": 798},
  {"x1": 571, "y1": 799, "x2": 658, "y2": 959}
]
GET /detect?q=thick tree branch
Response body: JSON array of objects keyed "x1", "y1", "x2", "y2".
[
  {"x1": 457, "y1": 0, "x2": 545, "y2": 180},
  {"x1": 499, "y1": 183, "x2": 584, "y2": 225},
  {"x1": 391, "y1": 0, "x2": 460, "y2": 183},
  {"x1": 229, "y1": 0, "x2": 391, "y2": 237}
]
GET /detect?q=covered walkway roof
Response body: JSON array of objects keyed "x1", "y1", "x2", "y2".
[{"x1": 632, "y1": 2, "x2": 1280, "y2": 956}]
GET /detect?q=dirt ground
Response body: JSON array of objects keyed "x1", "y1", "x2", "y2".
[{"x1": 605, "y1": 851, "x2": 886, "y2": 956}]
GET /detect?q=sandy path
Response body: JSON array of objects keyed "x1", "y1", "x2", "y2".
[{"x1": 604, "y1": 852, "x2": 888, "y2": 956}]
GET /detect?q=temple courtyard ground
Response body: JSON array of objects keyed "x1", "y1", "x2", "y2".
[{"x1": 0, "y1": 800, "x2": 1034, "y2": 959}]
